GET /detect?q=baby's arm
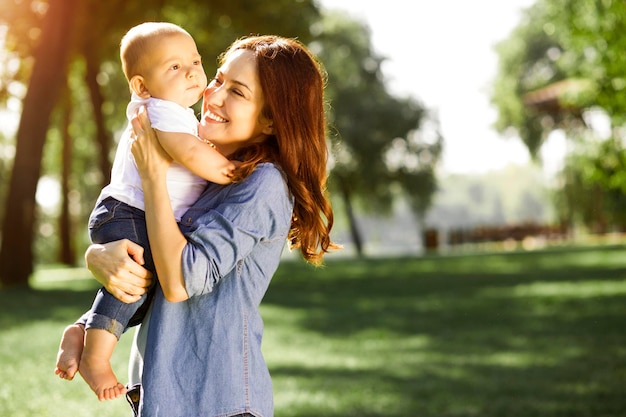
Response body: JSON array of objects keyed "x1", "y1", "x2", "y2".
[{"x1": 155, "y1": 130, "x2": 237, "y2": 185}]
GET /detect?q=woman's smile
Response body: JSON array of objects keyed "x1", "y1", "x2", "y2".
[{"x1": 204, "y1": 110, "x2": 227, "y2": 123}]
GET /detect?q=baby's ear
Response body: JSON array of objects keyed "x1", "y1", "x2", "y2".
[{"x1": 129, "y1": 76, "x2": 150, "y2": 98}]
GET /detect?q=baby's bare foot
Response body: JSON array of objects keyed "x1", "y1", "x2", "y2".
[
  {"x1": 54, "y1": 324, "x2": 85, "y2": 380},
  {"x1": 79, "y1": 354, "x2": 126, "y2": 401}
]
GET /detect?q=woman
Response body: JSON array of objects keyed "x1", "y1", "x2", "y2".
[{"x1": 62, "y1": 35, "x2": 339, "y2": 416}]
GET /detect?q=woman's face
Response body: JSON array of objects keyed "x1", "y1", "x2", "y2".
[{"x1": 198, "y1": 49, "x2": 273, "y2": 155}]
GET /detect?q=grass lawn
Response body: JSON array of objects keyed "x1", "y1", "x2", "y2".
[{"x1": 1, "y1": 244, "x2": 625, "y2": 416}]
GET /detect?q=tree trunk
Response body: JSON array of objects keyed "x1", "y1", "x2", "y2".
[
  {"x1": 59, "y1": 96, "x2": 75, "y2": 265},
  {"x1": 338, "y1": 178, "x2": 364, "y2": 258},
  {"x1": 0, "y1": 0, "x2": 79, "y2": 289},
  {"x1": 84, "y1": 50, "x2": 112, "y2": 188},
  {"x1": 413, "y1": 210, "x2": 426, "y2": 254}
]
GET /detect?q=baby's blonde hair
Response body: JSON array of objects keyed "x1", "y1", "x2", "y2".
[{"x1": 120, "y1": 22, "x2": 191, "y2": 81}]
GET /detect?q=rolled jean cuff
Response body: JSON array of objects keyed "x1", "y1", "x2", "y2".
[{"x1": 85, "y1": 313, "x2": 125, "y2": 340}]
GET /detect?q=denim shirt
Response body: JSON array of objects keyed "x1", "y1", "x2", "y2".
[{"x1": 138, "y1": 163, "x2": 293, "y2": 417}]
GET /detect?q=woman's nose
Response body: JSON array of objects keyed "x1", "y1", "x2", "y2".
[
  {"x1": 204, "y1": 85, "x2": 224, "y2": 106},
  {"x1": 203, "y1": 91, "x2": 221, "y2": 116}
]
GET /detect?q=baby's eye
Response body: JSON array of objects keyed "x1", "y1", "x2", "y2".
[
  {"x1": 193, "y1": 60, "x2": 201, "y2": 66},
  {"x1": 171, "y1": 64, "x2": 180, "y2": 70}
]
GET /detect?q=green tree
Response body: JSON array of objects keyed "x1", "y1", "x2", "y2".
[
  {"x1": 491, "y1": 0, "x2": 626, "y2": 232},
  {"x1": 315, "y1": 10, "x2": 442, "y2": 256},
  {"x1": 555, "y1": 137, "x2": 626, "y2": 233},
  {"x1": 0, "y1": 0, "x2": 319, "y2": 289},
  {"x1": 0, "y1": 0, "x2": 81, "y2": 288}
]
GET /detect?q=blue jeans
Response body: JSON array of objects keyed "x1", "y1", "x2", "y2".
[{"x1": 86, "y1": 197, "x2": 156, "y2": 338}]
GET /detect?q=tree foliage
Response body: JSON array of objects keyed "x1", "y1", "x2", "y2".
[
  {"x1": 0, "y1": 0, "x2": 81, "y2": 287},
  {"x1": 491, "y1": 0, "x2": 626, "y2": 154},
  {"x1": 491, "y1": 0, "x2": 626, "y2": 232},
  {"x1": 314, "y1": 10, "x2": 442, "y2": 255},
  {"x1": 0, "y1": 1, "x2": 442, "y2": 287},
  {"x1": 0, "y1": 0, "x2": 320, "y2": 288},
  {"x1": 555, "y1": 137, "x2": 626, "y2": 232}
]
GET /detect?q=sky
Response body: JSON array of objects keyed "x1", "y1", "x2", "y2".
[{"x1": 317, "y1": 0, "x2": 567, "y2": 176}]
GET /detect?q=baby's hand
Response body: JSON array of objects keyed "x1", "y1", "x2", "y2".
[{"x1": 225, "y1": 160, "x2": 242, "y2": 178}]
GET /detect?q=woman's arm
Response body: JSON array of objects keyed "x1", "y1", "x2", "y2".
[
  {"x1": 155, "y1": 130, "x2": 237, "y2": 185},
  {"x1": 85, "y1": 240, "x2": 153, "y2": 303},
  {"x1": 130, "y1": 106, "x2": 190, "y2": 302}
]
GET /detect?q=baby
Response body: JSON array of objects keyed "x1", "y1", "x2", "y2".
[{"x1": 54, "y1": 22, "x2": 235, "y2": 401}]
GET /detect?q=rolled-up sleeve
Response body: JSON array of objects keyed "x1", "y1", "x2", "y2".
[{"x1": 179, "y1": 164, "x2": 293, "y2": 298}]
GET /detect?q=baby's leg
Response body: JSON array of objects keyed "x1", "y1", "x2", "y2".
[
  {"x1": 54, "y1": 323, "x2": 85, "y2": 380},
  {"x1": 79, "y1": 328, "x2": 127, "y2": 401}
]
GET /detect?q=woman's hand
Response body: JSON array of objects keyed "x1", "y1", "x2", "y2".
[
  {"x1": 129, "y1": 106, "x2": 189, "y2": 303},
  {"x1": 85, "y1": 240, "x2": 153, "y2": 303},
  {"x1": 129, "y1": 105, "x2": 172, "y2": 183}
]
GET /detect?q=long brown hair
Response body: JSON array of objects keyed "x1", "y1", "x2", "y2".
[{"x1": 223, "y1": 35, "x2": 340, "y2": 265}]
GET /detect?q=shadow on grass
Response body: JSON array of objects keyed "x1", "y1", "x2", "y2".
[
  {"x1": 0, "y1": 286, "x2": 96, "y2": 330},
  {"x1": 2, "y1": 245, "x2": 625, "y2": 416},
  {"x1": 266, "y1": 248, "x2": 626, "y2": 338},
  {"x1": 262, "y1": 246, "x2": 626, "y2": 416},
  {"x1": 270, "y1": 357, "x2": 625, "y2": 417}
]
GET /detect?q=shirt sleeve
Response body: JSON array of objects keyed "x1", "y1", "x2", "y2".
[
  {"x1": 127, "y1": 94, "x2": 199, "y2": 135},
  {"x1": 180, "y1": 164, "x2": 294, "y2": 297},
  {"x1": 146, "y1": 99, "x2": 199, "y2": 135}
]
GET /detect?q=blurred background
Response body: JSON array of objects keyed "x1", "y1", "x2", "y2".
[
  {"x1": 2, "y1": 2, "x2": 626, "y2": 417},
  {"x1": 1, "y1": 0, "x2": 626, "y2": 284}
]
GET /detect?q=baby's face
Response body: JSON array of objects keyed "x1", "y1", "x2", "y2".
[{"x1": 142, "y1": 33, "x2": 208, "y2": 108}]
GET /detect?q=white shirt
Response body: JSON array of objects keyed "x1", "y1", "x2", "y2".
[{"x1": 97, "y1": 95, "x2": 207, "y2": 221}]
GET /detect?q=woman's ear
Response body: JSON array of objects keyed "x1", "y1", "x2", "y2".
[
  {"x1": 261, "y1": 118, "x2": 274, "y2": 135},
  {"x1": 129, "y1": 76, "x2": 150, "y2": 98}
]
